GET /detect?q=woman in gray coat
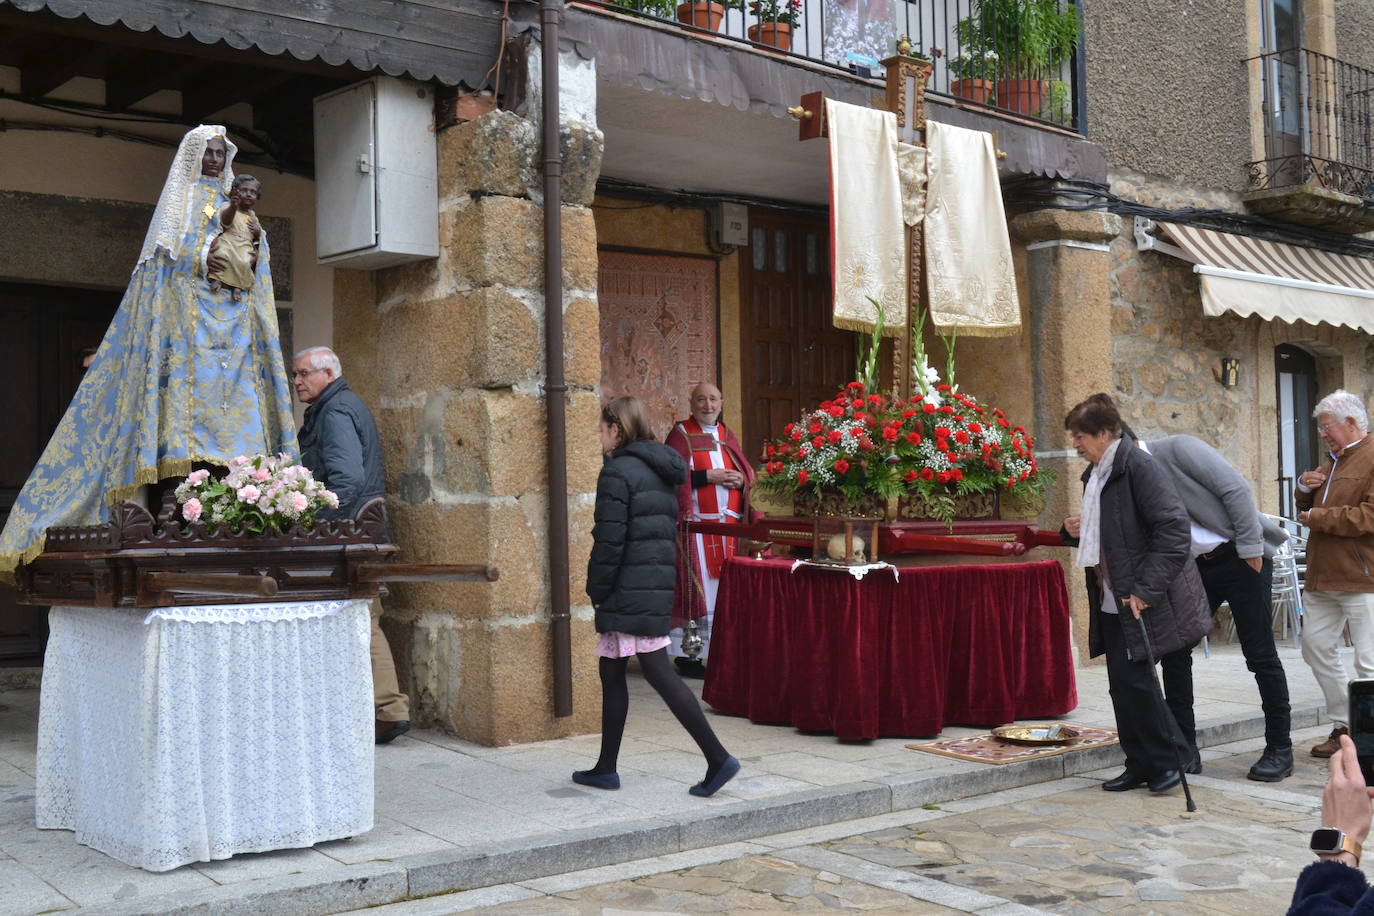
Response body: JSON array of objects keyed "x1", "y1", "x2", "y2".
[{"x1": 1061, "y1": 394, "x2": 1212, "y2": 793}]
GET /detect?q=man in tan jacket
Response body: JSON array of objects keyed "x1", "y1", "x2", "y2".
[{"x1": 1297, "y1": 389, "x2": 1374, "y2": 757}]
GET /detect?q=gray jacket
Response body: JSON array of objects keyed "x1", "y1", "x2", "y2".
[
  {"x1": 299, "y1": 378, "x2": 384, "y2": 520},
  {"x1": 1146, "y1": 435, "x2": 1287, "y2": 559}
]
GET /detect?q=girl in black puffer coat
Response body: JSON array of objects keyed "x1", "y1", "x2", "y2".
[{"x1": 575, "y1": 397, "x2": 739, "y2": 798}]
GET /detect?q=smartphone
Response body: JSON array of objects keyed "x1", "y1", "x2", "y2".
[{"x1": 1349, "y1": 679, "x2": 1374, "y2": 783}]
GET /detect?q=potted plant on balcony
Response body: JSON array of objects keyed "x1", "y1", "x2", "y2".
[
  {"x1": 955, "y1": 0, "x2": 1079, "y2": 116},
  {"x1": 1039, "y1": 77, "x2": 1072, "y2": 124},
  {"x1": 747, "y1": 0, "x2": 801, "y2": 51},
  {"x1": 609, "y1": 0, "x2": 680, "y2": 19},
  {"x1": 677, "y1": 0, "x2": 743, "y2": 32},
  {"x1": 948, "y1": 50, "x2": 998, "y2": 104}
]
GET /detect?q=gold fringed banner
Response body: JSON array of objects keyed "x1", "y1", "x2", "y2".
[
  {"x1": 826, "y1": 98, "x2": 906, "y2": 337},
  {"x1": 923, "y1": 120, "x2": 1020, "y2": 338}
]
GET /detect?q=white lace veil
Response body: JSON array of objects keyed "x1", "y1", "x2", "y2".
[{"x1": 137, "y1": 125, "x2": 238, "y2": 266}]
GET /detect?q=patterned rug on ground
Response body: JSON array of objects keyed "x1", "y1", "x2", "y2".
[{"x1": 906, "y1": 725, "x2": 1119, "y2": 765}]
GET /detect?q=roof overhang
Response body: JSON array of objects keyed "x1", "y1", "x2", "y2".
[
  {"x1": 1138, "y1": 219, "x2": 1374, "y2": 334},
  {"x1": 1, "y1": 0, "x2": 505, "y2": 87}
]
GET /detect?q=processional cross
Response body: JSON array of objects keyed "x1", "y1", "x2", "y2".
[{"x1": 789, "y1": 55, "x2": 1004, "y2": 399}]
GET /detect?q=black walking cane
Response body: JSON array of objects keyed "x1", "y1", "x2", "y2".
[{"x1": 1134, "y1": 608, "x2": 1198, "y2": 813}]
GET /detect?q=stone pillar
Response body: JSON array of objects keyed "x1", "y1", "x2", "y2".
[
  {"x1": 1008, "y1": 207, "x2": 1122, "y2": 662},
  {"x1": 334, "y1": 95, "x2": 606, "y2": 743}
]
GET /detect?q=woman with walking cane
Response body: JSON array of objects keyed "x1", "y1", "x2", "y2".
[{"x1": 1061, "y1": 394, "x2": 1212, "y2": 797}]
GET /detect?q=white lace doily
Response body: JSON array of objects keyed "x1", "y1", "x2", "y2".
[
  {"x1": 143, "y1": 599, "x2": 352, "y2": 625},
  {"x1": 790, "y1": 559, "x2": 900, "y2": 581}
]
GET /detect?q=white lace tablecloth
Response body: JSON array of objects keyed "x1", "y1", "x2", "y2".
[{"x1": 36, "y1": 599, "x2": 374, "y2": 872}]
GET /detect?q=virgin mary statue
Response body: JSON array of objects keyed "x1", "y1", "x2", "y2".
[{"x1": 0, "y1": 125, "x2": 298, "y2": 581}]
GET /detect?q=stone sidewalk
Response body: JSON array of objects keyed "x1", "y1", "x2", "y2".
[
  {"x1": 0, "y1": 637, "x2": 1335, "y2": 915},
  {"x1": 374, "y1": 727, "x2": 1329, "y2": 914}
]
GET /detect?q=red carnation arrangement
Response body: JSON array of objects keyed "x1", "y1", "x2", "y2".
[{"x1": 752, "y1": 302, "x2": 1048, "y2": 525}]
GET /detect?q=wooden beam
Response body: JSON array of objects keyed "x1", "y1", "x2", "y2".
[
  {"x1": 103, "y1": 55, "x2": 179, "y2": 110},
  {"x1": 252, "y1": 75, "x2": 340, "y2": 133},
  {"x1": 790, "y1": 91, "x2": 827, "y2": 141},
  {"x1": 19, "y1": 37, "x2": 100, "y2": 97},
  {"x1": 183, "y1": 66, "x2": 295, "y2": 122}
]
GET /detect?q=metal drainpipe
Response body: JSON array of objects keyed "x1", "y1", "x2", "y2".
[{"x1": 541, "y1": 0, "x2": 573, "y2": 718}]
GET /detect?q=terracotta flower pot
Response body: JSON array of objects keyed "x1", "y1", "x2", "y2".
[
  {"x1": 950, "y1": 78, "x2": 994, "y2": 105},
  {"x1": 995, "y1": 79, "x2": 1048, "y2": 116},
  {"x1": 677, "y1": 1, "x2": 726, "y2": 30},
  {"x1": 747, "y1": 21, "x2": 793, "y2": 51}
]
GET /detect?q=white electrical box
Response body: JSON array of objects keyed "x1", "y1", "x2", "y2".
[
  {"x1": 314, "y1": 76, "x2": 439, "y2": 269},
  {"x1": 713, "y1": 202, "x2": 748, "y2": 247}
]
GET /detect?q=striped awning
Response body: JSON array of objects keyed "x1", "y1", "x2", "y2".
[{"x1": 1158, "y1": 222, "x2": 1374, "y2": 333}]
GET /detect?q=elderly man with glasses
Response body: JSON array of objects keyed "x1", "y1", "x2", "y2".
[
  {"x1": 1297, "y1": 390, "x2": 1374, "y2": 758},
  {"x1": 293, "y1": 345, "x2": 411, "y2": 745}
]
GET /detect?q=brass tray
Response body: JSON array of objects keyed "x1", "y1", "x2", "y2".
[{"x1": 991, "y1": 724, "x2": 1079, "y2": 745}]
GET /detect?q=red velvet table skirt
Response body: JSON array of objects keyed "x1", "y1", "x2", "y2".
[{"x1": 702, "y1": 557, "x2": 1078, "y2": 739}]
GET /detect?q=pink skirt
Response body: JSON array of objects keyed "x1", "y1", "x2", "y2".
[{"x1": 596, "y1": 632, "x2": 671, "y2": 659}]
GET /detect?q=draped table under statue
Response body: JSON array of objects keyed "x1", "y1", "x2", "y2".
[
  {"x1": 701, "y1": 557, "x2": 1077, "y2": 739},
  {"x1": 36, "y1": 599, "x2": 374, "y2": 872}
]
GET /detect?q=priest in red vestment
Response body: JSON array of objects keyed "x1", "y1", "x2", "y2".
[{"x1": 665, "y1": 383, "x2": 755, "y2": 678}]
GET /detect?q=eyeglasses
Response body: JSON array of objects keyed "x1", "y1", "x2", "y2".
[
  {"x1": 291, "y1": 368, "x2": 325, "y2": 380},
  {"x1": 1318, "y1": 421, "x2": 1341, "y2": 433}
]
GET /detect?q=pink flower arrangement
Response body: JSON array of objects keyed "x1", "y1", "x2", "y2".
[{"x1": 174, "y1": 453, "x2": 338, "y2": 535}]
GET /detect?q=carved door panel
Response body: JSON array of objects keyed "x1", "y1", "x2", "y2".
[
  {"x1": 0, "y1": 282, "x2": 120, "y2": 665},
  {"x1": 738, "y1": 210, "x2": 855, "y2": 464},
  {"x1": 597, "y1": 250, "x2": 719, "y2": 441}
]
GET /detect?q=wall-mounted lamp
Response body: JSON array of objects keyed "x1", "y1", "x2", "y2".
[{"x1": 1219, "y1": 357, "x2": 1240, "y2": 388}]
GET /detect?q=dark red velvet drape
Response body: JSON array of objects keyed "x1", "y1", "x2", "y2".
[{"x1": 702, "y1": 557, "x2": 1078, "y2": 739}]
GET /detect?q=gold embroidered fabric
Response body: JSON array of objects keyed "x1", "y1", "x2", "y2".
[
  {"x1": 923, "y1": 120, "x2": 1020, "y2": 338},
  {"x1": 825, "y1": 98, "x2": 906, "y2": 337},
  {"x1": 897, "y1": 142, "x2": 927, "y2": 228}
]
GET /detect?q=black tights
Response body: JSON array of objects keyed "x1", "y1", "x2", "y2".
[{"x1": 589, "y1": 649, "x2": 730, "y2": 779}]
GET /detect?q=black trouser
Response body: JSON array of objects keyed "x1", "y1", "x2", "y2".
[
  {"x1": 1160, "y1": 547, "x2": 1291, "y2": 751},
  {"x1": 1101, "y1": 609, "x2": 1194, "y2": 775}
]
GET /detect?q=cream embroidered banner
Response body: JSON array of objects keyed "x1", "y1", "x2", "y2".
[
  {"x1": 826, "y1": 98, "x2": 906, "y2": 336},
  {"x1": 923, "y1": 120, "x2": 1020, "y2": 337}
]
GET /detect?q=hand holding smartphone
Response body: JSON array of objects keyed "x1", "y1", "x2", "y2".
[{"x1": 1348, "y1": 679, "x2": 1374, "y2": 783}]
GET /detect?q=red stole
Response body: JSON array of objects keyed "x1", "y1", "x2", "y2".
[{"x1": 681, "y1": 417, "x2": 744, "y2": 578}]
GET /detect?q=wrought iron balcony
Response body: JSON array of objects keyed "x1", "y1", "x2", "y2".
[
  {"x1": 574, "y1": 0, "x2": 1083, "y2": 131},
  {"x1": 1247, "y1": 48, "x2": 1374, "y2": 233}
]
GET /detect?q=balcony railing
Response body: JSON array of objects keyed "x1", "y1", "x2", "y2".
[
  {"x1": 1249, "y1": 48, "x2": 1374, "y2": 202},
  {"x1": 576, "y1": 0, "x2": 1083, "y2": 131}
]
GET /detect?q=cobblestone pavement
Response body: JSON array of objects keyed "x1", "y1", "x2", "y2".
[{"x1": 359, "y1": 727, "x2": 1333, "y2": 915}]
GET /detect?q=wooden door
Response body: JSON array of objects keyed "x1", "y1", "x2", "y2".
[
  {"x1": 0, "y1": 282, "x2": 120, "y2": 666},
  {"x1": 597, "y1": 250, "x2": 718, "y2": 441},
  {"x1": 738, "y1": 210, "x2": 856, "y2": 464}
]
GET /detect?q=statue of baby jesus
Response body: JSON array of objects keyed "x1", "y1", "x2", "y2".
[{"x1": 207, "y1": 174, "x2": 262, "y2": 300}]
